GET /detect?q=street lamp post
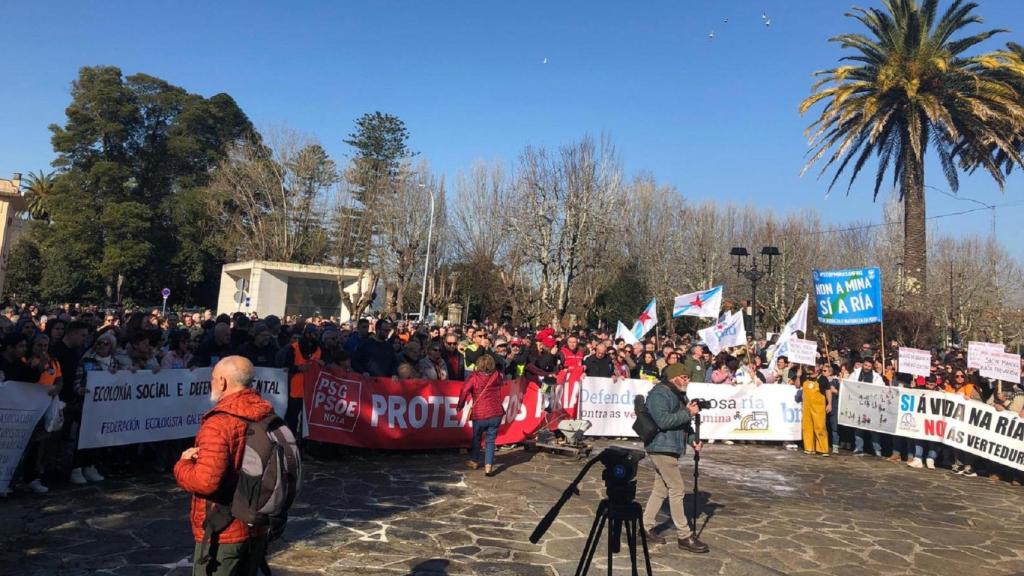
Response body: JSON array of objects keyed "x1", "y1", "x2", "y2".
[
  {"x1": 418, "y1": 184, "x2": 435, "y2": 324},
  {"x1": 729, "y1": 246, "x2": 780, "y2": 340}
]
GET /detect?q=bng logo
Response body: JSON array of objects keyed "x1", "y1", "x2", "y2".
[{"x1": 738, "y1": 411, "x2": 769, "y2": 431}]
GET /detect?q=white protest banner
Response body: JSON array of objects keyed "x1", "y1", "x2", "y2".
[
  {"x1": 840, "y1": 380, "x2": 1024, "y2": 471},
  {"x1": 787, "y1": 339, "x2": 818, "y2": 366},
  {"x1": 898, "y1": 347, "x2": 932, "y2": 378},
  {"x1": 687, "y1": 383, "x2": 802, "y2": 441},
  {"x1": 968, "y1": 341, "x2": 1003, "y2": 369},
  {"x1": 79, "y1": 367, "x2": 288, "y2": 449},
  {"x1": 837, "y1": 379, "x2": 900, "y2": 433},
  {"x1": 579, "y1": 377, "x2": 654, "y2": 436},
  {"x1": 0, "y1": 381, "x2": 52, "y2": 492},
  {"x1": 980, "y1": 350, "x2": 1021, "y2": 384},
  {"x1": 579, "y1": 378, "x2": 801, "y2": 440}
]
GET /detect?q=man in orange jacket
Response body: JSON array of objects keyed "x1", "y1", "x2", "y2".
[{"x1": 174, "y1": 356, "x2": 274, "y2": 576}]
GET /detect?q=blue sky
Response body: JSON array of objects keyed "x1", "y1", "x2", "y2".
[{"x1": 3, "y1": 0, "x2": 1024, "y2": 254}]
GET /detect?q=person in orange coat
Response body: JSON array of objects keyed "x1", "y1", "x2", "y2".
[{"x1": 174, "y1": 356, "x2": 274, "y2": 576}]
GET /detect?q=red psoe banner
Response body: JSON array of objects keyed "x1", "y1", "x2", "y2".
[{"x1": 303, "y1": 367, "x2": 580, "y2": 450}]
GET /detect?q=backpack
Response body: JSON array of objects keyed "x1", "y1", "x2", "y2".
[
  {"x1": 632, "y1": 391, "x2": 660, "y2": 444},
  {"x1": 201, "y1": 414, "x2": 302, "y2": 552}
]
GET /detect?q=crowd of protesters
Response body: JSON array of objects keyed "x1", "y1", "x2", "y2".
[{"x1": 4, "y1": 302, "x2": 1023, "y2": 497}]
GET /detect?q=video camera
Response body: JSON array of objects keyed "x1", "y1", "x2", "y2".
[{"x1": 690, "y1": 398, "x2": 713, "y2": 410}]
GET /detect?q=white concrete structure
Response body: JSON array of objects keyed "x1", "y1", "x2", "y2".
[{"x1": 216, "y1": 260, "x2": 378, "y2": 321}]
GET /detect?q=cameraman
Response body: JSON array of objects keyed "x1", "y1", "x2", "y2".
[{"x1": 641, "y1": 363, "x2": 709, "y2": 553}]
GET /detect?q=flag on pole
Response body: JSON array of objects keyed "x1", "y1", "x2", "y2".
[
  {"x1": 633, "y1": 298, "x2": 657, "y2": 339},
  {"x1": 615, "y1": 321, "x2": 639, "y2": 345},
  {"x1": 698, "y1": 311, "x2": 746, "y2": 355},
  {"x1": 672, "y1": 286, "x2": 723, "y2": 319},
  {"x1": 771, "y1": 296, "x2": 809, "y2": 361}
]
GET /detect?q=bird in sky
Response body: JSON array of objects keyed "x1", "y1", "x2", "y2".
[
  {"x1": 766, "y1": 19, "x2": 771, "y2": 27},
  {"x1": 543, "y1": 57, "x2": 548, "y2": 64},
  {"x1": 709, "y1": 31, "x2": 715, "y2": 40}
]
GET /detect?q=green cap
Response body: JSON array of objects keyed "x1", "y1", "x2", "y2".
[{"x1": 662, "y1": 363, "x2": 687, "y2": 383}]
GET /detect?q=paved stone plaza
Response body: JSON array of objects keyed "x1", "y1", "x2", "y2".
[{"x1": 2, "y1": 442, "x2": 1023, "y2": 576}]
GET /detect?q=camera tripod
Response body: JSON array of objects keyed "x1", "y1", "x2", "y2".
[
  {"x1": 529, "y1": 447, "x2": 652, "y2": 576},
  {"x1": 574, "y1": 498, "x2": 653, "y2": 576}
]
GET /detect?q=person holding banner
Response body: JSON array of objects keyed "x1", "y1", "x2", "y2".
[
  {"x1": 944, "y1": 370, "x2": 982, "y2": 477},
  {"x1": 908, "y1": 376, "x2": 942, "y2": 470},
  {"x1": 851, "y1": 360, "x2": 884, "y2": 457},
  {"x1": 798, "y1": 363, "x2": 832, "y2": 456},
  {"x1": 19, "y1": 333, "x2": 62, "y2": 494}
]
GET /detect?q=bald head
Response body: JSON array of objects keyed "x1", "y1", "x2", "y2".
[{"x1": 210, "y1": 356, "x2": 255, "y2": 402}]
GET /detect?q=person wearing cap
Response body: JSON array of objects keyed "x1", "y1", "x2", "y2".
[
  {"x1": 526, "y1": 334, "x2": 561, "y2": 412},
  {"x1": 505, "y1": 338, "x2": 527, "y2": 377},
  {"x1": 641, "y1": 363, "x2": 707, "y2": 553}
]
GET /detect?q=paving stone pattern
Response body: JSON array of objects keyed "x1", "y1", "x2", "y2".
[{"x1": 2, "y1": 443, "x2": 1023, "y2": 576}]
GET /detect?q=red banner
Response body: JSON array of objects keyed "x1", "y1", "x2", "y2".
[{"x1": 303, "y1": 367, "x2": 580, "y2": 450}]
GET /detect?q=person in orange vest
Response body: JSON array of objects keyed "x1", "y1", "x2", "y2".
[
  {"x1": 944, "y1": 368, "x2": 982, "y2": 477},
  {"x1": 280, "y1": 324, "x2": 321, "y2": 438}
]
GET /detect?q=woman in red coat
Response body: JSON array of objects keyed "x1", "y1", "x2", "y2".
[{"x1": 457, "y1": 354, "x2": 505, "y2": 476}]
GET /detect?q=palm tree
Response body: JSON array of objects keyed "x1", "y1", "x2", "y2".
[
  {"x1": 22, "y1": 170, "x2": 56, "y2": 220},
  {"x1": 800, "y1": 0, "x2": 1024, "y2": 308}
]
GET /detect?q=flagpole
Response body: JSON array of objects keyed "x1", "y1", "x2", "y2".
[{"x1": 879, "y1": 319, "x2": 886, "y2": 368}]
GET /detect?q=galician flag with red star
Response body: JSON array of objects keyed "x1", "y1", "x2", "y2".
[
  {"x1": 672, "y1": 286, "x2": 723, "y2": 319},
  {"x1": 633, "y1": 298, "x2": 658, "y2": 340}
]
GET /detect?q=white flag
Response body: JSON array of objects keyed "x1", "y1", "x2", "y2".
[
  {"x1": 698, "y1": 311, "x2": 745, "y2": 355},
  {"x1": 615, "y1": 321, "x2": 639, "y2": 345},
  {"x1": 771, "y1": 296, "x2": 809, "y2": 361}
]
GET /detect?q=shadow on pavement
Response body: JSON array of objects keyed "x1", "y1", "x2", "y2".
[
  {"x1": 487, "y1": 446, "x2": 539, "y2": 476},
  {"x1": 683, "y1": 490, "x2": 723, "y2": 537},
  {"x1": 403, "y1": 558, "x2": 450, "y2": 575}
]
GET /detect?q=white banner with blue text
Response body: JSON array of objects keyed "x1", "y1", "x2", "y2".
[
  {"x1": 580, "y1": 377, "x2": 802, "y2": 440},
  {"x1": 78, "y1": 367, "x2": 288, "y2": 449}
]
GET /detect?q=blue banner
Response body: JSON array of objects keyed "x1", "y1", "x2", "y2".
[{"x1": 812, "y1": 267, "x2": 883, "y2": 325}]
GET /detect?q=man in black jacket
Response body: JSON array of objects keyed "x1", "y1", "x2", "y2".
[{"x1": 353, "y1": 320, "x2": 398, "y2": 377}]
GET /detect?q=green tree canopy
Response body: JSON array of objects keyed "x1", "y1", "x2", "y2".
[{"x1": 35, "y1": 65, "x2": 254, "y2": 304}]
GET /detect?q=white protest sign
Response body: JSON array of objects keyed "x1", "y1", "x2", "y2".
[
  {"x1": 898, "y1": 347, "x2": 932, "y2": 378},
  {"x1": 841, "y1": 379, "x2": 1024, "y2": 472},
  {"x1": 580, "y1": 378, "x2": 801, "y2": 440},
  {"x1": 79, "y1": 367, "x2": 288, "y2": 449},
  {"x1": 0, "y1": 381, "x2": 52, "y2": 492},
  {"x1": 980, "y1": 350, "x2": 1021, "y2": 384},
  {"x1": 968, "y1": 341, "x2": 1003, "y2": 369},
  {"x1": 788, "y1": 339, "x2": 818, "y2": 366}
]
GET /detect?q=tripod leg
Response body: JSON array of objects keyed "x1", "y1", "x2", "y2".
[
  {"x1": 636, "y1": 515, "x2": 654, "y2": 576},
  {"x1": 624, "y1": 520, "x2": 639, "y2": 576},
  {"x1": 576, "y1": 504, "x2": 607, "y2": 576},
  {"x1": 607, "y1": 519, "x2": 614, "y2": 576}
]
